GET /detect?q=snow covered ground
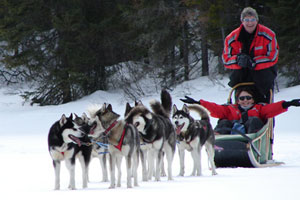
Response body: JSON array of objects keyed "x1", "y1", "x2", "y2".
[{"x1": 1, "y1": 76, "x2": 300, "y2": 200}]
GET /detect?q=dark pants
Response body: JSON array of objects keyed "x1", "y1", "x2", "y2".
[
  {"x1": 214, "y1": 117, "x2": 265, "y2": 134},
  {"x1": 228, "y1": 66, "x2": 277, "y2": 103}
]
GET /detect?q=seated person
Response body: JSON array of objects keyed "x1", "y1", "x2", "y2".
[{"x1": 180, "y1": 86, "x2": 300, "y2": 134}]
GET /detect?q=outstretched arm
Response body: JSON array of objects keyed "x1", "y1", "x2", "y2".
[
  {"x1": 282, "y1": 99, "x2": 300, "y2": 109},
  {"x1": 180, "y1": 96, "x2": 200, "y2": 104}
]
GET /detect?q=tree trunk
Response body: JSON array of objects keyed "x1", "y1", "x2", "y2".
[
  {"x1": 183, "y1": 21, "x2": 189, "y2": 81},
  {"x1": 201, "y1": 29, "x2": 209, "y2": 76}
]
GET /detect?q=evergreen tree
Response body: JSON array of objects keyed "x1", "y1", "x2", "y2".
[
  {"x1": 0, "y1": 0, "x2": 137, "y2": 105},
  {"x1": 0, "y1": 0, "x2": 299, "y2": 105},
  {"x1": 125, "y1": 0, "x2": 184, "y2": 88},
  {"x1": 267, "y1": 0, "x2": 300, "y2": 86}
]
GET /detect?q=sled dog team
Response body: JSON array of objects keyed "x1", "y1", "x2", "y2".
[{"x1": 47, "y1": 89, "x2": 217, "y2": 190}]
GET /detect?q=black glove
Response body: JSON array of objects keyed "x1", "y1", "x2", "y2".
[
  {"x1": 180, "y1": 96, "x2": 200, "y2": 104},
  {"x1": 282, "y1": 99, "x2": 300, "y2": 109},
  {"x1": 237, "y1": 53, "x2": 255, "y2": 69}
]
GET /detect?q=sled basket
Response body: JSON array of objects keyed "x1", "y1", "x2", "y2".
[{"x1": 214, "y1": 83, "x2": 284, "y2": 168}]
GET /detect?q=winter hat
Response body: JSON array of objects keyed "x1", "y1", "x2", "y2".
[
  {"x1": 240, "y1": 7, "x2": 259, "y2": 22},
  {"x1": 235, "y1": 86, "x2": 256, "y2": 103}
]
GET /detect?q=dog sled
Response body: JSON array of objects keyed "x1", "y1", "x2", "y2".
[{"x1": 214, "y1": 82, "x2": 284, "y2": 168}]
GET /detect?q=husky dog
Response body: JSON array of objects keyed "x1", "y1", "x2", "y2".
[
  {"x1": 48, "y1": 114, "x2": 92, "y2": 190},
  {"x1": 74, "y1": 113, "x2": 109, "y2": 182},
  {"x1": 125, "y1": 101, "x2": 152, "y2": 181},
  {"x1": 88, "y1": 103, "x2": 140, "y2": 188},
  {"x1": 125, "y1": 89, "x2": 176, "y2": 181},
  {"x1": 172, "y1": 104, "x2": 217, "y2": 176},
  {"x1": 75, "y1": 112, "x2": 109, "y2": 182}
]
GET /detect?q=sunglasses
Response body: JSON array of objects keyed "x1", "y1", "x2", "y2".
[
  {"x1": 242, "y1": 18, "x2": 257, "y2": 22},
  {"x1": 239, "y1": 96, "x2": 253, "y2": 101}
]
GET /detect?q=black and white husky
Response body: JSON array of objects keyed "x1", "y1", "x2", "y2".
[
  {"x1": 78, "y1": 112, "x2": 109, "y2": 183},
  {"x1": 125, "y1": 89, "x2": 176, "y2": 181},
  {"x1": 88, "y1": 103, "x2": 140, "y2": 189},
  {"x1": 172, "y1": 104, "x2": 217, "y2": 176},
  {"x1": 48, "y1": 114, "x2": 92, "y2": 190}
]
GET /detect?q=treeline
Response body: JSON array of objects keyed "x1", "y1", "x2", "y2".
[{"x1": 0, "y1": 0, "x2": 299, "y2": 105}]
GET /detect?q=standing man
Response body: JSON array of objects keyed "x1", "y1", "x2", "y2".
[{"x1": 222, "y1": 7, "x2": 279, "y2": 103}]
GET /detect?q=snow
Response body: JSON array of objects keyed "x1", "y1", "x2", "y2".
[{"x1": 1, "y1": 76, "x2": 300, "y2": 200}]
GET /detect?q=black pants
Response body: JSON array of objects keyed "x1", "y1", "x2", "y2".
[
  {"x1": 228, "y1": 66, "x2": 277, "y2": 103},
  {"x1": 214, "y1": 117, "x2": 265, "y2": 134}
]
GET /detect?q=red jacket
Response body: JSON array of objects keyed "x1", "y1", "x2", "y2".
[
  {"x1": 200, "y1": 99, "x2": 287, "y2": 122},
  {"x1": 222, "y1": 24, "x2": 279, "y2": 70}
]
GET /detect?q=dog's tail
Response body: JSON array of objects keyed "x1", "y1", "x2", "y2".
[
  {"x1": 87, "y1": 104, "x2": 102, "y2": 118},
  {"x1": 161, "y1": 89, "x2": 172, "y2": 117},
  {"x1": 150, "y1": 100, "x2": 168, "y2": 118},
  {"x1": 188, "y1": 104, "x2": 210, "y2": 121},
  {"x1": 150, "y1": 89, "x2": 172, "y2": 118}
]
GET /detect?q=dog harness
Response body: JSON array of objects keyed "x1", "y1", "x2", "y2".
[
  {"x1": 114, "y1": 127, "x2": 126, "y2": 151},
  {"x1": 103, "y1": 120, "x2": 126, "y2": 151},
  {"x1": 177, "y1": 122, "x2": 207, "y2": 145},
  {"x1": 104, "y1": 120, "x2": 118, "y2": 134}
]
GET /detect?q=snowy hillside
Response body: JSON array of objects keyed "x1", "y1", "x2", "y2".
[{"x1": 0, "y1": 76, "x2": 300, "y2": 200}]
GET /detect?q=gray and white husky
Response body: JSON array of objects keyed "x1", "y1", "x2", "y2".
[
  {"x1": 172, "y1": 104, "x2": 217, "y2": 176},
  {"x1": 125, "y1": 89, "x2": 176, "y2": 181},
  {"x1": 125, "y1": 101, "x2": 161, "y2": 181},
  {"x1": 48, "y1": 114, "x2": 92, "y2": 190},
  {"x1": 125, "y1": 101, "x2": 149, "y2": 181},
  {"x1": 88, "y1": 103, "x2": 140, "y2": 188}
]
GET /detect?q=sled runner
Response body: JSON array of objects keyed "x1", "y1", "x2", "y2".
[{"x1": 214, "y1": 82, "x2": 284, "y2": 168}]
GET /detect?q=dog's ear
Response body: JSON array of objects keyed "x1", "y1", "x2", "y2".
[
  {"x1": 125, "y1": 103, "x2": 132, "y2": 117},
  {"x1": 81, "y1": 112, "x2": 89, "y2": 123},
  {"x1": 107, "y1": 104, "x2": 113, "y2": 112},
  {"x1": 68, "y1": 113, "x2": 73, "y2": 120},
  {"x1": 182, "y1": 104, "x2": 190, "y2": 114},
  {"x1": 172, "y1": 104, "x2": 178, "y2": 114},
  {"x1": 97, "y1": 103, "x2": 106, "y2": 114},
  {"x1": 74, "y1": 113, "x2": 84, "y2": 125},
  {"x1": 135, "y1": 100, "x2": 143, "y2": 106},
  {"x1": 59, "y1": 114, "x2": 67, "y2": 127}
]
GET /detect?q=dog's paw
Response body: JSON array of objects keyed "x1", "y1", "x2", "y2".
[
  {"x1": 68, "y1": 186, "x2": 76, "y2": 190},
  {"x1": 160, "y1": 171, "x2": 167, "y2": 177},
  {"x1": 109, "y1": 185, "x2": 116, "y2": 189}
]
